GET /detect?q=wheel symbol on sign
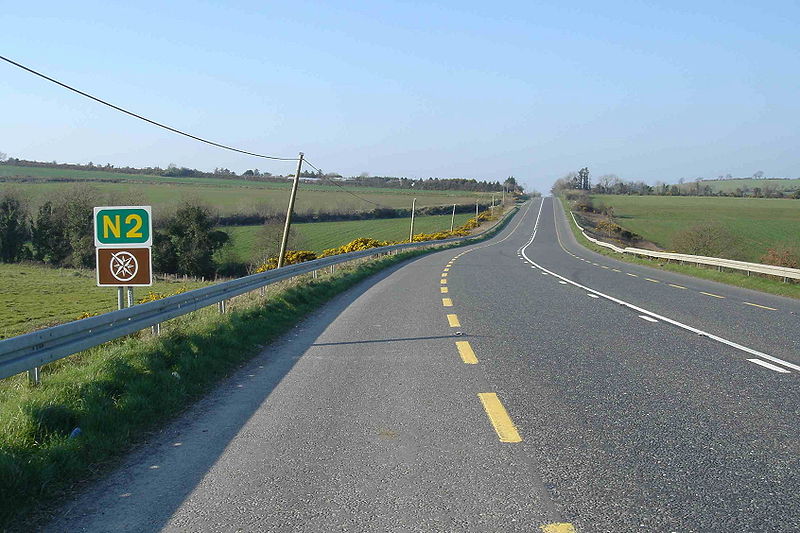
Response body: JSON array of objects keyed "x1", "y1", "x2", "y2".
[{"x1": 109, "y1": 251, "x2": 139, "y2": 282}]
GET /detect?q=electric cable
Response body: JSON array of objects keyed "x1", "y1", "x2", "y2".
[{"x1": 0, "y1": 54, "x2": 298, "y2": 161}]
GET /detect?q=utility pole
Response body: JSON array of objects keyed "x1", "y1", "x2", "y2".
[
  {"x1": 450, "y1": 203, "x2": 456, "y2": 232},
  {"x1": 409, "y1": 198, "x2": 417, "y2": 242},
  {"x1": 277, "y1": 152, "x2": 304, "y2": 268}
]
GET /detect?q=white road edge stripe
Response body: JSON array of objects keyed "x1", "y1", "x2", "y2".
[
  {"x1": 521, "y1": 199, "x2": 798, "y2": 373},
  {"x1": 748, "y1": 359, "x2": 791, "y2": 373}
]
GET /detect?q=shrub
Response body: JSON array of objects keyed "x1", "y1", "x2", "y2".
[
  {"x1": 760, "y1": 247, "x2": 800, "y2": 268},
  {"x1": 255, "y1": 250, "x2": 318, "y2": 272},
  {"x1": 671, "y1": 223, "x2": 741, "y2": 259}
]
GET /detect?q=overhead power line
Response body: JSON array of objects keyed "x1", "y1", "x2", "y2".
[
  {"x1": 302, "y1": 157, "x2": 387, "y2": 208},
  {"x1": 0, "y1": 54, "x2": 298, "y2": 161}
]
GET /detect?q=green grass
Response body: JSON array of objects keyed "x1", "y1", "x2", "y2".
[
  {"x1": 590, "y1": 195, "x2": 800, "y2": 262},
  {"x1": 0, "y1": 264, "x2": 210, "y2": 339},
  {"x1": 560, "y1": 196, "x2": 800, "y2": 300},
  {"x1": 0, "y1": 207, "x2": 517, "y2": 530},
  {"x1": 223, "y1": 212, "x2": 476, "y2": 262},
  {"x1": 0, "y1": 165, "x2": 491, "y2": 216}
]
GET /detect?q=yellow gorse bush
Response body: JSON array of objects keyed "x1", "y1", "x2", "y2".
[{"x1": 254, "y1": 208, "x2": 502, "y2": 272}]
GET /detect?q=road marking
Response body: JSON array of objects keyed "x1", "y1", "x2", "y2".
[
  {"x1": 639, "y1": 315, "x2": 659, "y2": 323},
  {"x1": 588, "y1": 294, "x2": 599, "y2": 298},
  {"x1": 612, "y1": 268, "x2": 621, "y2": 272},
  {"x1": 600, "y1": 265, "x2": 609, "y2": 269},
  {"x1": 442, "y1": 273, "x2": 448, "y2": 278},
  {"x1": 522, "y1": 199, "x2": 800, "y2": 373},
  {"x1": 443, "y1": 268, "x2": 449, "y2": 272},
  {"x1": 442, "y1": 298, "x2": 453, "y2": 307},
  {"x1": 478, "y1": 393, "x2": 522, "y2": 443},
  {"x1": 743, "y1": 302, "x2": 777, "y2": 311},
  {"x1": 645, "y1": 278, "x2": 660, "y2": 283},
  {"x1": 668, "y1": 283, "x2": 687, "y2": 289},
  {"x1": 456, "y1": 341, "x2": 478, "y2": 364},
  {"x1": 748, "y1": 358, "x2": 791, "y2": 373},
  {"x1": 700, "y1": 291, "x2": 725, "y2": 299},
  {"x1": 447, "y1": 314, "x2": 461, "y2": 327},
  {"x1": 540, "y1": 524, "x2": 576, "y2": 533},
  {"x1": 440, "y1": 287, "x2": 449, "y2": 293},
  {"x1": 440, "y1": 279, "x2": 447, "y2": 285},
  {"x1": 626, "y1": 272, "x2": 638, "y2": 277},
  {"x1": 558, "y1": 281, "x2": 567, "y2": 285}
]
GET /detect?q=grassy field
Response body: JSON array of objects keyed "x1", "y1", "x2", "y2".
[
  {"x1": 0, "y1": 164, "x2": 492, "y2": 216},
  {"x1": 0, "y1": 264, "x2": 210, "y2": 340},
  {"x1": 591, "y1": 195, "x2": 800, "y2": 262},
  {"x1": 223, "y1": 212, "x2": 476, "y2": 262}
]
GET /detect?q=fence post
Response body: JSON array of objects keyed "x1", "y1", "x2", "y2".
[{"x1": 27, "y1": 366, "x2": 41, "y2": 386}]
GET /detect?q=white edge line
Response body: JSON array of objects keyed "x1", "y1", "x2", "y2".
[
  {"x1": 748, "y1": 359, "x2": 791, "y2": 373},
  {"x1": 521, "y1": 199, "x2": 799, "y2": 373}
]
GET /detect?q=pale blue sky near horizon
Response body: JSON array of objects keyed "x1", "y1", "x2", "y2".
[{"x1": 1, "y1": 1, "x2": 798, "y2": 193}]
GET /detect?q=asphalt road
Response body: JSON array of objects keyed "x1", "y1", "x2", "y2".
[{"x1": 46, "y1": 198, "x2": 799, "y2": 532}]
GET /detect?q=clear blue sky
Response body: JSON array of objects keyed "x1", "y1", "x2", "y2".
[{"x1": 2, "y1": 1, "x2": 798, "y2": 192}]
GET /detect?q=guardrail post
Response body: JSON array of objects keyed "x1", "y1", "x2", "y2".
[
  {"x1": 127, "y1": 287, "x2": 134, "y2": 307},
  {"x1": 27, "y1": 366, "x2": 40, "y2": 386},
  {"x1": 151, "y1": 323, "x2": 161, "y2": 336},
  {"x1": 218, "y1": 300, "x2": 227, "y2": 314}
]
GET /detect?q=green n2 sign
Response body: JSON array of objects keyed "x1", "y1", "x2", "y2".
[{"x1": 94, "y1": 206, "x2": 152, "y2": 247}]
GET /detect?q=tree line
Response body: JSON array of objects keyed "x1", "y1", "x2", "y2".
[
  {"x1": 1, "y1": 158, "x2": 524, "y2": 194},
  {"x1": 552, "y1": 168, "x2": 800, "y2": 199}
]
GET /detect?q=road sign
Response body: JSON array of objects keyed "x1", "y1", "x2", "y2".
[
  {"x1": 94, "y1": 206, "x2": 152, "y2": 247},
  {"x1": 96, "y1": 247, "x2": 152, "y2": 286}
]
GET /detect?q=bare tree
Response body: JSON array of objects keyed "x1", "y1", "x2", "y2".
[{"x1": 753, "y1": 170, "x2": 765, "y2": 179}]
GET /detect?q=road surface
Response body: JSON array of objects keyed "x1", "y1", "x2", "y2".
[{"x1": 46, "y1": 198, "x2": 799, "y2": 532}]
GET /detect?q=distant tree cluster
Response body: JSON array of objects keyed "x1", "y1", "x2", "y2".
[{"x1": 552, "y1": 168, "x2": 800, "y2": 199}]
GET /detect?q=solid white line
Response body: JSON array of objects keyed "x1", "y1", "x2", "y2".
[
  {"x1": 748, "y1": 359, "x2": 791, "y2": 373},
  {"x1": 639, "y1": 315, "x2": 659, "y2": 323},
  {"x1": 519, "y1": 199, "x2": 800, "y2": 373}
]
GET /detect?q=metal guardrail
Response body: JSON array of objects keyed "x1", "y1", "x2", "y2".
[
  {"x1": 568, "y1": 210, "x2": 800, "y2": 281},
  {"x1": 0, "y1": 208, "x2": 518, "y2": 381}
]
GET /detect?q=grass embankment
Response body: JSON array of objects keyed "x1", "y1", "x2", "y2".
[
  {"x1": 676, "y1": 177, "x2": 800, "y2": 195},
  {"x1": 0, "y1": 264, "x2": 210, "y2": 340},
  {"x1": 559, "y1": 197, "x2": 800, "y2": 300},
  {"x1": 590, "y1": 195, "x2": 800, "y2": 262},
  {"x1": 0, "y1": 206, "x2": 517, "y2": 529},
  {"x1": 0, "y1": 165, "x2": 491, "y2": 216},
  {"x1": 225, "y1": 212, "x2": 475, "y2": 261}
]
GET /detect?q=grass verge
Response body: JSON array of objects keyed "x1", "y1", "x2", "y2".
[
  {"x1": 558, "y1": 196, "x2": 800, "y2": 300},
  {"x1": 0, "y1": 206, "x2": 516, "y2": 530}
]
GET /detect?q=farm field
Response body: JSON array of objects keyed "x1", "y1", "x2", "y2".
[
  {"x1": 591, "y1": 195, "x2": 800, "y2": 262},
  {"x1": 0, "y1": 165, "x2": 492, "y2": 216},
  {"x1": 224, "y1": 212, "x2": 476, "y2": 263},
  {"x1": 0, "y1": 264, "x2": 210, "y2": 339}
]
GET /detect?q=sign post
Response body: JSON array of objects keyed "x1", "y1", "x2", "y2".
[{"x1": 94, "y1": 206, "x2": 153, "y2": 305}]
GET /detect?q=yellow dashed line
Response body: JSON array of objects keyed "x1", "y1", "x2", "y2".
[
  {"x1": 442, "y1": 298, "x2": 453, "y2": 307},
  {"x1": 700, "y1": 291, "x2": 725, "y2": 299},
  {"x1": 440, "y1": 287, "x2": 449, "y2": 293},
  {"x1": 443, "y1": 268, "x2": 450, "y2": 272},
  {"x1": 478, "y1": 393, "x2": 521, "y2": 443},
  {"x1": 440, "y1": 279, "x2": 447, "y2": 285},
  {"x1": 455, "y1": 341, "x2": 478, "y2": 364},
  {"x1": 540, "y1": 524, "x2": 576, "y2": 533},
  {"x1": 442, "y1": 273, "x2": 448, "y2": 278},
  {"x1": 668, "y1": 283, "x2": 687, "y2": 289},
  {"x1": 447, "y1": 314, "x2": 461, "y2": 327},
  {"x1": 645, "y1": 278, "x2": 660, "y2": 283},
  {"x1": 743, "y1": 302, "x2": 777, "y2": 311}
]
